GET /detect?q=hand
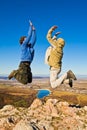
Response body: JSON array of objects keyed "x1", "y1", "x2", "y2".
[
  {"x1": 32, "y1": 25, "x2": 35, "y2": 31},
  {"x1": 55, "y1": 32, "x2": 61, "y2": 36},
  {"x1": 29, "y1": 20, "x2": 33, "y2": 26},
  {"x1": 52, "y1": 25, "x2": 58, "y2": 30},
  {"x1": 29, "y1": 20, "x2": 35, "y2": 30}
]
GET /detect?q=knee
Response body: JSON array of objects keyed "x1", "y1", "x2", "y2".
[{"x1": 50, "y1": 82, "x2": 57, "y2": 88}]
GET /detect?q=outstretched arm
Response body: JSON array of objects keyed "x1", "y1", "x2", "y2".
[
  {"x1": 46, "y1": 26, "x2": 58, "y2": 47},
  {"x1": 29, "y1": 24, "x2": 36, "y2": 48},
  {"x1": 23, "y1": 20, "x2": 32, "y2": 45}
]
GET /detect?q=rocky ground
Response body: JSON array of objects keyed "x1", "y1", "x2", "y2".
[{"x1": 0, "y1": 78, "x2": 87, "y2": 130}]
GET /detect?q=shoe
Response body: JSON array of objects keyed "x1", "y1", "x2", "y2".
[
  {"x1": 67, "y1": 70, "x2": 77, "y2": 80},
  {"x1": 8, "y1": 70, "x2": 16, "y2": 79},
  {"x1": 69, "y1": 78, "x2": 73, "y2": 87}
]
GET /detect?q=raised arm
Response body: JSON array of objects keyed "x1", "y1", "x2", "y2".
[
  {"x1": 46, "y1": 25, "x2": 58, "y2": 47},
  {"x1": 23, "y1": 20, "x2": 32, "y2": 45},
  {"x1": 29, "y1": 24, "x2": 36, "y2": 48}
]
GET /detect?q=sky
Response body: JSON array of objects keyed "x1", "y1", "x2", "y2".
[{"x1": 0, "y1": 0, "x2": 87, "y2": 76}]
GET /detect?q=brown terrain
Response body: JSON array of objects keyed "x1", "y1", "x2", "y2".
[
  {"x1": 0, "y1": 77, "x2": 87, "y2": 108},
  {"x1": 0, "y1": 78, "x2": 87, "y2": 130}
]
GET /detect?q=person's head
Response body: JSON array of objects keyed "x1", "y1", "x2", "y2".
[
  {"x1": 19, "y1": 36, "x2": 26, "y2": 44},
  {"x1": 57, "y1": 38, "x2": 65, "y2": 48}
]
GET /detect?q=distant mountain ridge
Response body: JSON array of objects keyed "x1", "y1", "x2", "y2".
[
  {"x1": 0, "y1": 75, "x2": 87, "y2": 80},
  {"x1": 0, "y1": 76, "x2": 8, "y2": 80},
  {"x1": 0, "y1": 75, "x2": 49, "y2": 80}
]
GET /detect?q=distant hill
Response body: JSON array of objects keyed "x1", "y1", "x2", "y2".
[
  {"x1": 0, "y1": 76, "x2": 8, "y2": 80},
  {"x1": 0, "y1": 75, "x2": 49, "y2": 80},
  {"x1": 0, "y1": 75, "x2": 87, "y2": 80}
]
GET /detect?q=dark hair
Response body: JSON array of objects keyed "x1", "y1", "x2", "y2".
[{"x1": 19, "y1": 36, "x2": 26, "y2": 44}]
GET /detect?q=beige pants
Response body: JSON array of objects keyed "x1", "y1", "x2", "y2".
[{"x1": 50, "y1": 67, "x2": 69, "y2": 88}]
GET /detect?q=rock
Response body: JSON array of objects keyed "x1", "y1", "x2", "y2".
[
  {"x1": 13, "y1": 120, "x2": 33, "y2": 130},
  {"x1": 0, "y1": 98, "x2": 87, "y2": 129},
  {"x1": 30, "y1": 98, "x2": 42, "y2": 109},
  {"x1": 0, "y1": 105, "x2": 14, "y2": 112}
]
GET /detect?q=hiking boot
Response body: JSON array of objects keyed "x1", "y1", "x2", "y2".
[
  {"x1": 67, "y1": 70, "x2": 77, "y2": 80},
  {"x1": 69, "y1": 78, "x2": 73, "y2": 87},
  {"x1": 8, "y1": 70, "x2": 16, "y2": 79}
]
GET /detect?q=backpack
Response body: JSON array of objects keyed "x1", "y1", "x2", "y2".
[{"x1": 45, "y1": 46, "x2": 52, "y2": 65}]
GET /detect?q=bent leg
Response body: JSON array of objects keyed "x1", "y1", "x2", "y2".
[
  {"x1": 50, "y1": 68, "x2": 67, "y2": 88},
  {"x1": 14, "y1": 62, "x2": 32, "y2": 84},
  {"x1": 8, "y1": 70, "x2": 17, "y2": 79}
]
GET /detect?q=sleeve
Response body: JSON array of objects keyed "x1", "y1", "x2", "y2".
[
  {"x1": 23, "y1": 25, "x2": 32, "y2": 45},
  {"x1": 29, "y1": 29, "x2": 36, "y2": 48},
  {"x1": 30, "y1": 48, "x2": 35, "y2": 62},
  {"x1": 46, "y1": 27, "x2": 57, "y2": 47}
]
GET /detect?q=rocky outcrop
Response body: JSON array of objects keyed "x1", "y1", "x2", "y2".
[{"x1": 0, "y1": 98, "x2": 87, "y2": 130}]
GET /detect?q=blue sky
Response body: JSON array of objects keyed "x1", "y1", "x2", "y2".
[{"x1": 0, "y1": 0, "x2": 87, "y2": 76}]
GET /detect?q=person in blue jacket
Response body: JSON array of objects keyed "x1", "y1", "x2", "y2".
[{"x1": 8, "y1": 20, "x2": 36, "y2": 84}]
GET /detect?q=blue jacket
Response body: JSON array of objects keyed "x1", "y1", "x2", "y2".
[{"x1": 20, "y1": 25, "x2": 36, "y2": 63}]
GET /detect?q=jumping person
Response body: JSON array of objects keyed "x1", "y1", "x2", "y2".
[
  {"x1": 45, "y1": 25, "x2": 77, "y2": 88},
  {"x1": 8, "y1": 20, "x2": 36, "y2": 84}
]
